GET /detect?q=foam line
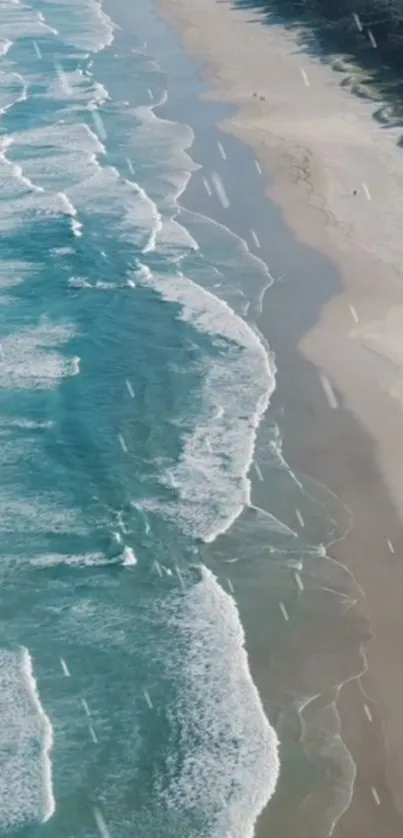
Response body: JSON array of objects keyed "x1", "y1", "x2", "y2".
[
  {"x1": 136, "y1": 265, "x2": 275, "y2": 542},
  {"x1": 122, "y1": 546, "x2": 137, "y2": 566},
  {"x1": 0, "y1": 40, "x2": 13, "y2": 57},
  {"x1": 0, "y1": 649, "x2": 55, "y2": 829},
  {"x1": 163, "y1": 567, "x2": 280, "y2": 837}
]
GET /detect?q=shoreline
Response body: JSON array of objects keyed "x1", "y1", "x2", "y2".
[{"x1": 153, "y1": 1, "x2": 403, "y2": 836}]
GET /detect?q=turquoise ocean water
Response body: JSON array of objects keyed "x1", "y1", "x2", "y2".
[{"x1": 0, "y1": 1, "x2": 369, "y2": 836}]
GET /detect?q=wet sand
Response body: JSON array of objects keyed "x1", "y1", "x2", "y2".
[{"x1": 155, "y1": 0, "x2": 403, "y2": 835}]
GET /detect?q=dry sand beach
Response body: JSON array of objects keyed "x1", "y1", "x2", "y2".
[{"x1": 155, "y1": 0, "x2": 403, "y2": 835}]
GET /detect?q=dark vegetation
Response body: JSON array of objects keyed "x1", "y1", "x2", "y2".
[{"x1": 233, "y1": 0, "x2": 403, "y2": 118}]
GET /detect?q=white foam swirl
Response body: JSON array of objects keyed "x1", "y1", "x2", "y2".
[
  {"x1": 137, "y1": 267, "x2": 275, "y2": 541},
  {"x1": 162, "y1": 567, "x2": 280, "y2": 836},
  {"x1": 0, "y1": 322, "x2": 77, "y2": 390},
  {"x1": 32, "y1": 0, "x2": 115, "y2": 52},
  {"x1": 0, "y1": 648, "x2": 54, "y2": 829}
]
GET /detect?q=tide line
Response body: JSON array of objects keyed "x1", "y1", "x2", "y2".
[{"x1": 23, "y1": 649, "x2": 55, "y2": 823}]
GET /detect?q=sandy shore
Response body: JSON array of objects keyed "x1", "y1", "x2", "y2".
[{"x1": 155, "y1": 0, "x2": 403, "y2": 835}]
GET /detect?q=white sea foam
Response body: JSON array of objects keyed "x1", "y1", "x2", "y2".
[
  {"x1": 91, "y1": 98, "x2": 198, "y2": 259},
  {"x1": 90, "y1": 107, "x2": 107, "y2": 141},
  {"x1": 0, "y1": 151, "x2": 42, "y2": 193},
  {"x1": 0, "y1": 71, "x2": 28, "y2": 115},
  {"x1": 0, "y1": 0, "x2": 56, "y2": 41},
  {"x1": 34, "y1": 0, "x2": 115, "y2": 52},
  {"x1": 10, "y1": 123, "x2": 105, "y2": 191},
  {"x1": 31, "y1": 552, "x2": 109, "y2": 568},
  {"x1": 0, "y1": 259, "x2": 36, "y2": 290},
  {"x1": 0, "y1": 648, "x2": 54, "y2": 830},
  {"x1": 0, "y1": 322, "x2": 76, "y2": 390},
  {"x1": 0, "y1": 14, "x2": 361, "y2": 838},
  {"x1": 0, "y1": 417, "x2": 54, "y2": 431},
  {"x1": 155, "y1": 217, "x2": 199, "y2": 260},
  {"x1": 43, "y1": 66, "x2": 109, "y2": 107},
  {"x1": 54, "y1": 61, "x2": 71, "y2": 96},
  {"x1": 68, "y1": 277, "x2": 119, "y2": 290},
  {"x1": 58, "y1": 192, "x2": 77, "y2": 216},
  {"x1": 137, "y1": 268, "x2": 274, "y2": 541},
  {"x1": 68, "y1": 275, "x2": 92, "y2": 289},
  {"x1": 162, "y1": 567, "x2": 279, "y2": 837},
  {"x1": 129, "y1": 103, "x2": 198, "y2": 210},
  {"x1": 112, "y1": 530, "x2": 123, "y2": 547},
  {"x1": 0, "y1": 162, "x2": 89, "y2": 235},
  {"x1": 0, "y1": 135, "x2": 15, "y2": 157},
  {"x1": 0, "y1": 497, "x2": 83, "y2": 536},
  {"x1": 37, "y1": 11, "x2": 58, "y2": 36},
  {"x1": 59, "y1": 198, "x2": 84, "y2": 243},
  {"x1": 71, "y1": 218, "x2": 83, "y2": 237},
  {"x1": 178, "y1": 206, "x2": 273, "y2": 320},
  {"x1": 0, "y1": 39, "x2": 13, "y2": 57},
  {"x1": 122, "y1": 546, "x2": 137, "y2": 566},
  {"x1": 66, "y1": 167, "x2": 161, "y2": 251},
  {"x1": 52, "y1": 246, "x2": 75, "y2": 257}
]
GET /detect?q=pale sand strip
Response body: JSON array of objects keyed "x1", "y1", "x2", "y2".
[
  {"x1": 156, "y1": 0, "x2": 403, "y2": 835},
  {"x1": 156, "y1": 0, "x2": 403, "y2": 508}
]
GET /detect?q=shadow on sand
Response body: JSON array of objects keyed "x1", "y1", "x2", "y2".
[{"x1": 224, "y1": 0, "x2": 403, "y2": 135}]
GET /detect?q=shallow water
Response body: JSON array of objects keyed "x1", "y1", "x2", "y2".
[{"x1": 0, "y1": 1, "x2": 369, "y2": 836}]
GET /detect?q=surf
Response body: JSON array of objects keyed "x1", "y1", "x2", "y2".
[{"x1": 0, "y1": 648, "x2": 54, "y2": 830}]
